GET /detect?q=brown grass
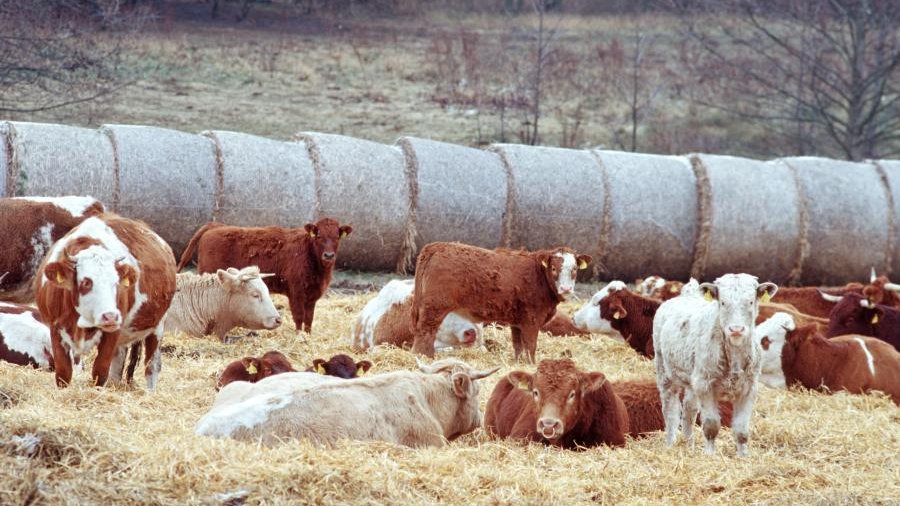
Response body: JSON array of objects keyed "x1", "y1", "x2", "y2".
[{"x1": 1, "y1": 288, "x2": 898, "y2": 505}]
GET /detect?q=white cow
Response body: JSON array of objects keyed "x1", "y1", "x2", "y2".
[
  {"x1": 653, "y1": 273, "x2": 777, "y2": 456},
  {"x1": 571, "y1": 281, "x2": 627, "y2": 340},
  {"x1": 752, "y1": 312, "x2": 797, "y2": 389}
]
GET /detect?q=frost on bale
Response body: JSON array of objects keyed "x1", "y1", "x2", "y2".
[
  {"x1": 692, "y1": 154, "x2": 801, "y2": 284},
  {"x1": 783, "y1": 157, "x2": 891, "y2": 286},
  {"x1": 592, "y1": 150, "x2": 697, "y2": 281},
  {"x1": 0, "y1": 122, "x2": 9, "y2": 196},
  {"x1": 299, "y1": 132, "x2": 409, "y2": 271},
  {"x1": 103, "y1": 124, "x2": 217, "y2": 256},
  {"x1": 4, "y1": 122, "x2": 116, "y2": 204},
  {"x1": 203, "y1": 131, "x2": 315, "y2": 228},
  {"x1": 491, "y1": 144, "x2": 605, "y2": 261},
  {"x1": 876, "y1": 159, "x2": 900, "y2": 277},
  {"x1": 400, "y1": 136, "x2": 507, "y2": 252}
]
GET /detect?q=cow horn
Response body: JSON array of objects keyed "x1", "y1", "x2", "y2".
[
  {"x1": 470, "y1": 366, "x2": 501, "y2": 380},
  {"x1": 860, "y1": 299, "x2": 875, "y2": 309},
  {"x1": 818, "y1": 290, "x2": 843, "y2": 303},
  {"x1": 0, "y1": 272, "x2": 7, "y2": 284},
  {"x1": 259, "y1": 273, "x2": 276, "y2": 279},
  {"x1": 884, "y1": 282, "x2": 900, "y2": 292},
  {"x1": 870, "y1": 267, "x2": 877, "y2": 283}
]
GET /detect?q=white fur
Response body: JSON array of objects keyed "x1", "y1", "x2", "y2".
[
  {"x1": 196, "y1": 390, "x2": 293, "y2": 437},
  {"x1": 572, "y1": 281, "x2": 627, "y2": 339},
  {"x1": 29, "y1": 224, "x2": 54, "y2": 285},
  {"x1": 554, "y1": 253, "x2": 578, "y2": 298},
  {"x1": 753, "y1": 312, "x2": 796, "y2": 389},
  {"x1": 70, "y1": 246, "x2": 122, "y2": 329},
  {"x1": 853, "y1": 338, "x2": 876, "y2": 377},
  {"x1": 0, "y1": 308, "x2": 52, "y2": 368},
  {"x1": 14, "y1": 196, "x2": 99, "y2": 218},
  {"x1": 636, "y1": 276, "x2": 665, "y2": 297}
]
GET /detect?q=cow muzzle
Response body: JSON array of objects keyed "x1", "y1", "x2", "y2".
[
  {"x1": 462, "y1": 329, "x2": 477, "y2": 345},
  {"x1": 267, "y1": 316, "x2": 283, "y2": 329},
  {"x1": 321, "y1": 252, "x2": 336, "y2": 263},
  {"x1": 537, "y1": 418, "x2": 563, "y2": 440}
]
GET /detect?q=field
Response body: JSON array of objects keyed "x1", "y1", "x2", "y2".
[{"x1": 1, "y1": 280, "x2": 898, "y2": 505}]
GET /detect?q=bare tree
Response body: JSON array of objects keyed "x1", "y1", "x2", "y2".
[
  {"x1": 521, "y1": 0, "x2": 564, "y2": 145},
  {"x1": 613, "y1": 26, "x2": 665, "y2": 152}
]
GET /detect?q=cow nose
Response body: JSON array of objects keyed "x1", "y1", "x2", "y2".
[
  {"x1": 560, "y1": 286, "x2": 573, "y2": 294},
  {"x1": 100, "y1": 312, "x2": 119, "y2": 325},
  {"x1": 538, "y1": 418, "x2": 562, "y2": 437},
  {"x1": 463, "y1": 329, "x2": 476, "y2": 344},
  {"x1": 322, "y1": 252, "x2": 335, "y2": 260},
  {"x1": 274, "y1": 316, "x2": 283, "y2": 326},
  {"x1": 728, "y1": 325, "x2": 746, "y2": 336}
]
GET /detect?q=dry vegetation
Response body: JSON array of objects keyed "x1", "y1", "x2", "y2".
[{"x1": 2, "y1": 282, "x2": 898, "y2": 505}]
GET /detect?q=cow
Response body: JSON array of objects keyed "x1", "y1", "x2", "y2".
[
  {"x1": 483, "y1": 358, "x2": 629, "y2": 448},
  {"x1": 772, "y1": 283, "x2": 862, "y2": 319},
  {"x1": 635, "y1": 276, "x2": 683, "y2": 301},
  {"x1": 34, "y1": 214, "x2": 176, "y2": 389},
  {"x1": 572, "y1": 281, "x2": 627, "y2": 340},
  {"x1": 165, "y1": 266, "x2": 282, "y2": 343},
  {"x1": 757, "y1": 302, "x2": 828, "y2": 334},
  {"x1": 216, "y1": 350, "x2": 297, "y2": 390},
  {"x1": 0, "y1": 302, "x2": 53, "y2": 370},
  {"x1": 755, "y1": 315, "x2": 900, "y2": 404},
  {"x1": 653, "y1": 273, "x2": 777, "y2": 456},
  {"x1": 860, "y1": 268, "x2": 900, "y2": 307},
  {"x1": 825, "y1": 293, "x2": 900, "y2": 351},
  {"x1": 306, "y1": 354, "x2": 372, "y2": 379},
  {"x1": 411, "y1": 242, "x2": 591, "y2": 362},
  {"x1": 350, "y1": 279, "x2": 483, "y2": 352},
  {"x1": 599, "y1": 285, "x2": 661, "y2": 359},
  {"x1": 195, "y1": 358, "x2": 500, "y2": 447},
  {"x1": 612, "y1": 380, "x2": 733, "y2": 437},
  {"x1": 176, "y1": 218, "x2": 352, "y2": 338},
  {"x1": 0, "y1": 196, "x2": 105, "y2": 303},
  {"x1": 540, "y1": 312, "x2": 588, "y2": 337}
]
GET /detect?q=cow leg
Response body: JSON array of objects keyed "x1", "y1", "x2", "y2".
[
  {"x1": 92, "y1": 332, "x2": 120, "y2": 387},
  {"x1": 519, "y1": 325, "x2": 539, "y2": 363},
  {"x1": 697, "y1": 391, "x2": 721, "y2": 455},
  {"x1": 124, "y1": 341, "x2": 142, "y2": 384},
  {"x1": 301, "y1": 300, "x2": 317, "y2": 334},
  {"x1": 144, "y1": 334, "x2": 162, "y2": 391},
  {"x1": 51, "y1": 327, "x2": 73, "y2": 388},
  {"x1": 731, "y1": 387, "x2": 757, "y2": 457},
  {"x1": 510, "y1": 326, "x2": 524, "y2": 359},
  {"x1": 107, "y1": 346, "x2": 129, "y2": 386},
  {"x1": 659, "y1": 381, "x2": 682, "y2": 447},
  {"x1": 286, "y1": 292, "x2": 307, "y2": 341},
  {"x1": 681, "y1": 389, "x2": 699, "y2": 447}
]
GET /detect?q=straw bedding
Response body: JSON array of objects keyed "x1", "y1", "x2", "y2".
[{"x1": 1, "y1": 284, "x2": 897, "y2": 505}]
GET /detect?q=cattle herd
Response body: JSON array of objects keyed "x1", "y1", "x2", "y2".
[{"x1": 1, "y1": 196, "x2": 899, "y2": 459}]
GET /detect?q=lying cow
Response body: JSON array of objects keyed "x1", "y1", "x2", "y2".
[
  {"x1": 177, "y1": 218, "x2": 352, "y2": 337},
  {"x1": 861, "y1": 268, "x2": 900, "y2": 307},
  {"x1": 599, "y1": 284, "x2": 660, "y2": 359},
  {"x1": 411, "y1": 242, "x2": 591, "y2": 361},
  {"x1": 772, "y1": 283, "x2": 862, "y2": 319},
  {"x1": 653, "y1": 273, "x2": 777, "y2": 456},
  {"x1": 0, "y1": 302, "x2": 53, "y2": 370},
  {"x1": 196, "y1": 358, "x2": 499, "y2": 447},
  {"x1": 757, "y1": 302, "x2": 828, "y2": 334},
  {"x1": 755, "y1": 314, "x2": 900, "y2": 404},
  {"x1": 572, "y1": 281, "x2": 627, "y2": 340},
  {"x1": 351, "y1": 279, "x2": 483, "y2": 352},
  {"x1": 612, "y1": 380, "x2": 733, "y2": 436},
  {"x1": 165, "y1": 266, "x2": 282, "y2": 343},
  {"x1": 825, "y1": 293, "x2": 900, "y2": 351},
  {"x1": 216, "y1": 350, "x2": 296, "y2": 390},
  {"x1": 35, "y1": 214, "x2": 176, "y2": 388},
  {"x1": 635, "y1": 276, "x2": 683, "y2": 301},
  {"x1": 306, "y1": 354, "x2": 372, "y2": 379},
  {"x1": 1, "y1": 196, "x2": 105, "y2": 302},
  {"x1": 540, "y1": 312, "x2": 588, "y2": 337}
]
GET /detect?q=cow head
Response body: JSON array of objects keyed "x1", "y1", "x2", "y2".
[
  {"x1": 862, "y1": 270, "x2": 900, "y2": 306},
  {"x1": 540, "y1": 249, "x2": 591, "y2": 300},
  {"x1": 572, "y1": 281, "x2": 626, "y2": 332},
  {"x1": 599, "y1": 287, "x2": 630, "y2": 323},
  {"x1": 780, "y1": 323, "x2": 820, "y2": 379},
  {"x1": 753, "y1": 312, "x2": 796, "y2": 389},
  {"x1": 217, "y1": 266, "x2": 282, "y2": 330},
  {"x1": 507, "y1": 359, "x2": 607, "y2": 442},
  {"x1": 635, "y1": 276, "x2": 665, "y2": 297},
  {"x1": 259, "y1": 350, "x2": 296, "y2": 375},
  {"x1": 700, "y1": 274, "x2": 777, "y2": 345},
  {"x1": 660, "y1": 281, "x2": 684, "y2": 301},
  {"x1": 416, "y1": 358, "x2": 499, "y2": 440},
  {"x1": 435, "y1": 312, "x2": 483, "y2": 349},
  {"x1": 310, "y1": 354, "x2": 372, "y2": 379},
  {"x1": 303, "y1": 218, "x2": 352, "y2": 266},
  {"x1": 830, "y1": 293, "x2": 884, "y2": 334}
]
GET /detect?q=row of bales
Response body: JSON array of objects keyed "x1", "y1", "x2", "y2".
[{"x1": 2, "y1": 120, "x2": 899, "y2": 285}]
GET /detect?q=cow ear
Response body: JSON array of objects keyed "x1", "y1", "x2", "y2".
[
  {"x1": 451, "y1": 372, "x2": 472, "y2": 398},
  {"x1": 339, "y1": 225, "x2": 353, "y2": 239},
  {"x1": 576, "y1": 255, "x2": 592, "y2": 270},
  {"x1": 758, "y1": 282, "x2": 778, "y2": 303},
  {"x1": 44, "y1": 262, "x2": 75, "y2": 289},
  {"x1": 507, "y1": 371, "x2": 532, "y2": 391},
  {"x1": 116, "y1": 263, "x2": 137, "y2": 288},
  {"x1": 538, "y1": 253, "x2": 552, "y2": 269},
  {"x1": 242, "y1": 358, "x2": 259, "y2": 376},
  {"x1": 700, "y1": 283, "x2": 718, "y2": 302},
  {"x1": 216, "y1": 269, "x2": 241, "y2": 292},
  {"x1": 871, "y1": 308, "x2": 884, "y2": 325},
  {"x1": 610, "y1": 301, "x2": 627, "y2": 320},
  {"x1": 355, "y1": 360, "x2": 372, "y2": 375},
  {"x1": 311, "y1": 358, "x2": 327, "y2": 374},
  {"x1": 304, "y1": 223, "x2": 318, "y2": 238},
  {"x1": 584, "y1": 372, "x2": 608, "y2": 393}
]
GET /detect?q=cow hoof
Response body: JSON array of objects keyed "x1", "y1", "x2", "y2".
[{"x1": 703, "y1": 441, "x2": 716, "y2": 455}]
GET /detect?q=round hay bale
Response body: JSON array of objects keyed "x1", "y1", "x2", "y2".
[
  {"x1": 202, "y1": 131, "x2": 316, "y2": 228},
  {"x1": 781, "y1": 157, "x2": 890, "y2": 285},
  {"x1": 691, "y1": 154, "x2": 801, "y2": 284},
  {"x1": 0, "y1": 122, "x2": 10, "y2": 196},
  {"x1": 298, "y1": 132, "x2": 408, "y2": 272},
  {"x1": 399, "y1": 136, "x2": 507, "y2": 252},
  {"x1": 872, "y1": 159, "x2": 900, "y2": 277},
  {"x1": 591, "y1": 150, "x2": 697, "y2": 281},
  {"x1": 3, "y1": 121, "x2": 116, "y2": 204},
  {"x1": 102, "y1": 124, "x2": 217, "y2": 256},
  {"x1": 490, "y1": 144, "x2": 605, "y2": 260}
]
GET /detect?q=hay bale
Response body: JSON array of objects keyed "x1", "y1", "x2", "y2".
[
  {"x1": 691, "y1": 154, "x2": 801, "y2": 284},
  {"x1": 781, "y1": 157, "x2": 891, "y2": 285},
  {"x1": 0, "y1": 122, "x2": 10, "y2": 196},
  {"x1": 873, "y1": 159, "x2": 900, "y2": 277},
  {"x1": 298, "y1": 132, "x2": 408, "y2": 272},
  {"x1": 3, "y1": 122, "x2": 116, "y2": 204},
  {"x1": 103, "y1": 124, "x2": 217, "y2": 256},
  {"x1": 399, "y1": 136, "x2": 507, "y2": 252},
  {"x1": 203, "y1": 131, "x2": 316, "y2": 227},
  {"x1": 490, "y1": 144, "x2": 605, "y2": 259},
  {"x1": 592, "y1": 150, "x2": 697, "y2": 281}
]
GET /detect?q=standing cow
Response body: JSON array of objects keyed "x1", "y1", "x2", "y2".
[
  {"x1": 1, "y1": 196, "x2": 105, "y2": 302},
  {"x1": 177, "y1": 218, "x2": 351, "y2": 337},
  {"x1": 35, "y1": 214, "x2": 176, "y2": 389},
  {"x1": 410, "y1": 242, "x2": 591, "y2": 362}
]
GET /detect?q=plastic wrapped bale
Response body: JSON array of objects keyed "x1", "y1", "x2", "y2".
[
  {"x1": 491, "y1": 144, "x2": 605, "y2": 262},
  {"x1": 2, "y1": 122, "x2": 116, "y2": 204},
  {"x1": 203, "y1": 131, "x2": 316, "y2": 228},
  {"x1": 873, "y1": 159, "x2": 900, "y2": 277},
  {"x1": 591, "y1": 150, "x2": 697, "y2": 281},
  {"x1": 103, "y1": 124, "x2": 217, "y2": 256},
  {"x1": 399, "y1": 136, "x2": 507, "y2": 253},
  {"x1": 691, "y1": 154, "x2": 802, "y2": 284},
  {"x1": 298, "y1": 132, "x2": 409, "y2": 272},
  {"x1": 781, "y1": 157, "x2": 891, "y2": 285}
]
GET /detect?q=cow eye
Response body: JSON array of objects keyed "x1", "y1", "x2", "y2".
[
  {"x1": 567, "y1": 391, "x2": 576, "y2": 401},
  {"x1": 79, "y1": 278, "x2": 92, "y2": 292},
  {"x1": 532, "y1": 390, "x2": 539, "y2": 400},
  {"x1": 252, "y1": 292, "x2": 261, "y2": 299}
]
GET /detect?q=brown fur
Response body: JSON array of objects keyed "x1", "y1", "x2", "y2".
[
  {"x1": 611, "y1": 380, "x2": 733, "y2": 437},
  {"x1": 862, "y1": 276, "x2": 900, "y2": 308},
  {"x1": 826, "y1": 293, "x2": 900, "y2": 351},
  {"x1": 541, "y1": 312, "x2": 588, "y2": 337},
  {"x1": 757, "y1": 302, "x2": 828, "y2": 333},
  {"x1": 772, "y1": 283, "x2": 863, "y2": 319},
  {"x1": 177, "y1": 218, "x2": 351, "y2": 334},
  {"x1": 600, "y1": 289, "x2": 659, "y2": 359},
  {"x1": 217, "y1": 350, "x2": 297, "y2": 389},
  {"x1": 374, "y1": 297, "x2": 416, "y2": 347},
  {"x1": 306, "y1": 354, "x2": 372, "y2": 379},
  {"x1": 411, "y1": 243, "x2": 590, "y2": 361}
]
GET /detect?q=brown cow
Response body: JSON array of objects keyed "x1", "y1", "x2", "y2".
[
  {"x1": 861, "y1": 269, "x2": 900, "y2": 308},
  {"x1": 484, "y1": 359, "x2": 629, "y2": 448},
  {"x1": 600, "y1": 286, "x2": 660, "y2": 358},
  {"x1": 772, "y1": 283, "x2": 863, "y2": 319},
  {"x1": 541, "y1": 312, "x2": 588, "y2": 337},
  {"x1": 757, "y1": 302, "x2": 828, "y2": 333},
  {"x1": 1, "y1": 196, "x2": 105, "y2": 302},
  {"x1": 635, "y1": 276, "x2": 684, "y2": 301},
  {"x1": 306, "y1": 354, "x2": 373, "y2": 379},
  {"x1": 34, "y1": 214, "x2": 176, "y2": 388},
  {"x1": 217, "y1": 350, "x2": 297, "y2": 389},
  {"x1": 411, "y1": 243, "x2": 591, "y2": 362},
  {"x1": 177, "y1": 218, "x2": 352, "y2": 337},
  {"x1": 612, "y1": 380, "x2": 733, "y2": 437}
]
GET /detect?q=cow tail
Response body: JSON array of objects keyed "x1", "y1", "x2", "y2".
[{"x1": 176, "y1": 223, "x2": 222, "y2": 272}]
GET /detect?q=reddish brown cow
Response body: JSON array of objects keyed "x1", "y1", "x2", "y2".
[
  {"x1": 825, "y1": 293, "x2": 900, "y2": 351},
  {"x1": 411, "y1": 243, "x2": 591, "y2": 361},
  {"x1": 306, "y1": 354, "x2": 373, "y2": 379},
  {"x1": 541, "y1": 312, "x2": 588, "y2": 337},
  {"x1": 177, "y1": 218, "x2": 352, "y2": 337},
  {"x1": 757, "y1": 302, "x2": 828, "y2": 333},
  {"x1": 1, "y1": 196, "x2": 105, "y2": 303},
  {"x1": 861, "y1": 272, "x2": 900, "y2": 308},
  {"x1": 772, "y1": 283, "x2": 863, "y2": 319},
  {"x1": 217, "y1": 350, "x2": 297, "y2": 389},
  {"x1": 600, "y1": 287, "x2": 660, "y2": 358},
  {"x1": 484, "y1": 359, "x2": 628, "y2": 448},
  {"x1": 0, "y1": 302, "x2": 53, "y2": 370},
  {"x1": 35, "y1": 214, "x2": 176, "y2": 388},
  {"x1": 612, "y1": 381, "x2": 733, "y2": 437}
]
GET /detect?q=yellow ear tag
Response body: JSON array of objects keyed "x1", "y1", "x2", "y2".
[
  {"x1": 670, "y1": 285, "x2": 679, "y2": 293},
  {"x1": 340, "y1": 231, "x2": 348, "y2": 239},
  {"x1": 309, "y1": 231, "x2": 317, "y2": 238},
  {"x1": 761, "y1": 292, "x2": 771, "y2": 304},
  {"x1": 541, "y1": 260, "x2": 548, "y2": 268},
  {"x1": 704, "y1": 291, "x2": 714, "y2": 302},
  {"x1": 316, "y1": 364, "x2": 326, "y2": 375},
  {"x1": 578, "y1": 259, "x2": 588, "y2": 270},
  {"x1": 613, "y1": 311, "x2": 623, "y2": 320},
  {"x1": 871, "y1": 314, "x2": 879, "y2": 324},
  {"x1": 56, "y1": 272, "x2": 65, "y2": 284},
  {"x1": 246, "y1": 363, "x2": 257, "y2": 375},
  {"x1": 122, "y1": 278, "x2": 131, "y2": 287},
  {"x1": 517, "y1": 380, "x2": 529, "y2": 390}
]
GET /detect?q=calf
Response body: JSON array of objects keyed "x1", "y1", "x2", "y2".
[
  {"x1": 772, "y1": 283, "x2": 862, "y2": 319},
  {"x1": 825, "y1": 293, "x2": 900, "y2": 351},
  {"x1": 177, "y1": 218, "x2": 352, "y2": 337},
  {"x1": 540, "y1": 312, "x2": 588, "y2": 337},
  {"x1": 755, "y1": 317, "x2": 900, "y2": 404},
  {"x1": 216, "y1": 350, "x2": 297, "y2": 390},
  {"x1": 196, "y1": 358, "x2": 499, "y2": 447},
  {"x1": 599, "y1": 285, "x2": 660, "y2": 359},
  {"x1": 165, "y1": 266, "x2": 282, "y2": 342},
  {"x1": 635, "y1": 276, "x2": 683, "y2": 301},
  {"x1": 0, "y1": 302, "x2": 53, "y2": 370},
  {"x1": 411, "y1": 242, "x2": 591, "y2": 361},
  {"x1": 612, "y1": 380, "x2": 733, "y2": 437},
  {"x1": 306, "y1": 354, "x2": 372, "y2": 379},
  {"x1": 351, "y1": 279, "x2": 483, "y2": 352},
  {"x1": 484, "y1": 358, "x2": 629, "y2": 448},
  {"x1": 572, "y1": 281, "x2": 627, "y2": 340},
  {"x1": 0, "y1": 196, "x2": 105, "y2": 303},
  {"x1": 653, "y1": 273, "x2": 777, "y2": 456},
  {"x1": 35, "y1": 214, "x2": 176, "y2": 388}
]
